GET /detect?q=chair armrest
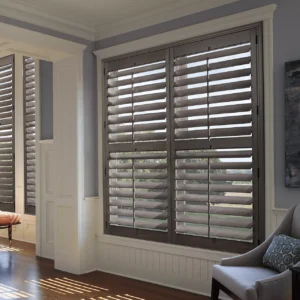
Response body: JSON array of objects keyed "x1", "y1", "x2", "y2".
[
  {"x1": 255, "y1": 269, "x2": 293, "y2": 300},
  {"x1": 221, "y1": 240, "x2": 271, "y2": 266},
  {"x1": 221, "y1": 206, "x2": 296, "y2": 267}
]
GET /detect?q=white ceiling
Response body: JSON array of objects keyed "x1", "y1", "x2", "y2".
[
  {"x1": 0, "y1": 0, "x2": 238, "y2": 41},
  {"x1": 12, "y1": 0, "x2": 180, "y2": 27}
]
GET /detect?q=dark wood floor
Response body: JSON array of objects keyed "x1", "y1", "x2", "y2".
[{"x1": 0, "y1": 237, "x2": 209, "y2": 300}]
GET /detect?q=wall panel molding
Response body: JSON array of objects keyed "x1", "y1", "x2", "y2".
[
  {"x1": 97, "y1": 239, "x2": 228, "y2": 297},
  {"x1": 96, "y1": 208, "x2": 287, "y2": 297},
  {"x1": 40, "y1": 140, "x2": 55, "y2": 259}
]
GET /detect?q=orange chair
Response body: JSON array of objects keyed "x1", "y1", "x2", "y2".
[{"x1": 0, "y1": 212, "x2": 21, "y2": 247}]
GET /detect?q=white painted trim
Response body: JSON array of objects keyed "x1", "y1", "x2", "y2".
[
  {"x1": 272, "y1": 208, "x2": 289, "y2": 213},
  {"x1": 1, "y1": 0, "x2": 238, "y2": 41},
  {"x1": 0, "y1": 0, "x2": 95, "y2": 41},
  {"x1": 39, "y1": 140, "x2": 54, "y2": 144},
  {"x1": 0, "y1": 22, "x2": 86, "y2": 61},
  {"x1": 95, "y1": 0, "x2": 238, "y2": 40},
  {"x1": 97, "y1": 59, "x2": 104, "y2": 237},
  {"x1": 263, "y1": 18, "x2": 275, "y2": 237},
  {"x1": 97, "y1": 234, "x2": 234, "y2": 261},
  {"x1": 94, "y1": 4, "x2": 277, "y2": 59}
]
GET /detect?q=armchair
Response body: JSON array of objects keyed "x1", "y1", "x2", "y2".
[{"x1": 211, "y1": 205, "x2": 300, "y2": 300}]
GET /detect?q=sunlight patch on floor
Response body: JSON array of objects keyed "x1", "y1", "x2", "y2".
[
  {"x1": 25, "y1": 277, "x2": 109, "y2": 296},
  {"x1": 0, "y1": 283, "x2": 33, "y2": 299},
  {"x1": 0, "y1": 245, "x2": 21, "y2": 252},
  {"x1": 81, "y1": 293, "x2": 146, "y2": 300}
]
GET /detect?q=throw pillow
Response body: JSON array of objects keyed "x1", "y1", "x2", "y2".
[{"x1": 263, "y1": 234, "x2": 300, "y2": 273}]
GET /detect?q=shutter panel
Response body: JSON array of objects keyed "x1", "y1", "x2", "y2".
[
  {"x1": 105, "y1": 50, "x2": 169, "y2": 242},
  {"x1": 172, "y1": 30, "x2": 257, "y2": 245},
  {"x1": 0, "y1": 55, "x2": 15, "y2": 212},
  {"x1": 109, "y1": 151, "x2": 168, "y2": 231},
  {"x1": 107, "y1": 50, "x2": 167, "y2": 146},
  {"x1": 24, "y1": 57, "x2": 36, "y2": 215}
]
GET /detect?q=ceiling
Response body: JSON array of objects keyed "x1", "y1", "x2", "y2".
[
  {"x1": 12, "y1": 0, "x2": 180, "y2": 27},
  {"x1": 0, "y1": 0, "x2": 238, "y2": 41}
]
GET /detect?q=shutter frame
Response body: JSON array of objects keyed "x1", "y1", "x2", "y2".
[
  {"x1": 24, "y1": 57, "x2": 36, "y2": 215},
  {"x1": 103, "y1": 24, "x2": 265, "y2": 253},
  {"x1": 0, "y1": 55, "x2": 15, "y2": 212}
]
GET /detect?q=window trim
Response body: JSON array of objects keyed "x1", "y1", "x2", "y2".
[{"x1": 101, "y1": 23, "x2": 265, "y2": 253}]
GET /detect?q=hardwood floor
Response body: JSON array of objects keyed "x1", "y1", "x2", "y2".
[{"x1": 0, "y1": 237, "x2": 209, "y2": 300}]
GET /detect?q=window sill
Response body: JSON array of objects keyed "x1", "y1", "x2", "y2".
[{"x1": 96, "y1": 233, "x2": 235, "y2": 261}]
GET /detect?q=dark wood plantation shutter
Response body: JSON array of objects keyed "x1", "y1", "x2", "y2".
[
  {"x1": 0, "y1": 55, "x2": 15, "y2": 212},
  {"x1": 104, "y1": 50, "x2": 169, "y2": 242},
  {"x1": 171, "y1": 29, "x2": 259, "y2": 252},
  {"x1": 103, "y1": 26, "x2": 264, "y2": 252},
  {"x1": 23, "y1": 57, "x2": 36, "y2": 215}
]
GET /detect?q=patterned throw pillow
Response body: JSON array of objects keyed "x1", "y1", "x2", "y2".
[{"x1": 263, "y1": 234, "x2": 300, "y2": 273}]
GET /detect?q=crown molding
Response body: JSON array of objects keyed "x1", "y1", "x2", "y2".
[
  {"x1": 0, "y1": 0, "x2": 240, "y2": 42},
  {"x1": 95, "y1": 0, "x2": 239, "y2": 40},
  {"x1": 0, "y1": 21, "x2": 86, "y2": 61},
  {"x1": 0, "y1": 0, "x2": 95, "y2": 41},
  {"x1": 94, "y1": 4, "x2": 277, "y2": 59}
]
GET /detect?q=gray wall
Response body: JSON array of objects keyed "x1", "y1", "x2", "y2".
[
  {"x1": 83, "y1": 43, "x2": 98, "y2": 197},
  {"x1": 40, "y1": 60, "x2": 53, "y2": 140},
  {"x1": 95, "y1": 0, "x2": 300, "y2": 209}
]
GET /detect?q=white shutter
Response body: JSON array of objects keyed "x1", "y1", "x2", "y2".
[
  {"x1": 0, "y1": 55, "x2": 15, "y2": 212},
  {"x1": 172, "y1": 29, "x2": 257, "y2": 245},
  {"x1": 24, "y1": 57, "x2": 36, "y2": 215}
]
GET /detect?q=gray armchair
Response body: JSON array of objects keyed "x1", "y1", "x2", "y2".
[{"x1": 211, "y1": 205, "x2": 300, "y2": 300}]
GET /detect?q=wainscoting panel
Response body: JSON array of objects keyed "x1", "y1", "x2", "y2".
[
  {"x1": 96, "y1": 209, "x2": 289, "y2": 297},
  {"x1": 97, "y1": 236, "x2": 231, "y2": 297},
  {"x1": 81, "y1": 197, "x2": 98, "y2": 273},
  {"x1": 40, "y1": 141, "x2": 56, "y2": 259}
]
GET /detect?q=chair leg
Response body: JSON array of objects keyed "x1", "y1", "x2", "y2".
[
  {"x1": 8, "y1": 225, "x2": 12, "y2": 247},
  {"x1": 211, "y1": 278, "x2": 220, "y2": 300}
]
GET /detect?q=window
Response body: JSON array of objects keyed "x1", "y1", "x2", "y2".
[
  {"x1": 103, "y1": 25, "x2": 264, "y2": 252},
  {"x1": 0, "y1": 55, "x2": 15, "y2": 212},
  {"x1": 23, "y1": 57, "x2": 36, "y2": 215}
]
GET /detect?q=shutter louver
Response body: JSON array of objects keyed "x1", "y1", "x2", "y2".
[
  {"x1": 105, "y1": 50, "x2": 169, "y2": 242},
  {"x1": 24, "y1": 57, "x2": 36, "y2": 215},
  {"x1": 0, "y1": 55, "x2": 14, "y2": 212},
  {"x1": 172, "y1": 31, "x2": 257, "y2": 244}
]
